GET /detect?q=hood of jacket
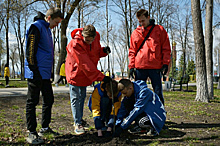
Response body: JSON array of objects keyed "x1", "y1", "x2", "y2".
[
  {"x1": 34, "y1": 12, "x2": 46, "y2": 22},
  {"x1": 71, "y1": 28, "x2": 84, "y2": 39}
]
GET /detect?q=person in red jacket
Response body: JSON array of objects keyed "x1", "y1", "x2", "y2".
[
  {"x1": 65, "y1": 24, "x2": 111, "y2": 135},
  {"x1": 128, "y1": 9, "x2": 171, "y2": 105}
]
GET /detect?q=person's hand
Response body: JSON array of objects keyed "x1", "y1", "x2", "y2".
[
  {"x1": 161, "y1": 65, "x2": 168, "y2": 75},
  {"x1": 113, "y1": 126, "x2": 123, "y2": 137},
  {"x1": 103, "y1": 46, "x2": 111, "y2": 54},
  {"x1": 129, "y1": 68, "x2": 135, "y2": 79}
]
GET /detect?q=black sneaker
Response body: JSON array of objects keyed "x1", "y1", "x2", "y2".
[
  {"x1": 26, "y1": 132, "x2": 44, "y2": 144},
  {"x1": 38, "y1": 127, "x2": 59, "y2": 137},
  {"x1": 81, "y1": 119, "x2": 89, "y2": 130},
  {"x1": 128, "y1": 125, "x2": 147, "y2": 133}
]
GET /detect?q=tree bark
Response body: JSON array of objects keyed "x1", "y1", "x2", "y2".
[
  {"x1": 191, "y1": 0, "x2": 209, "y2": 102},
  {"x1": 205, "y1": 0, "x2": 214, "y2": 99}
]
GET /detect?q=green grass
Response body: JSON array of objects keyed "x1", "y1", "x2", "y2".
[
  {"x1": 0, "y1": 79, "x2": 27, "y2": 88},
  {"x1": 0, "y1": 82, "x2": 219, "y2": 145}
]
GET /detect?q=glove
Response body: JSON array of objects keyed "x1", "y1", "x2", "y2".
[
  {"x1": 129, "y1": 68, "x2": 135, "y2": 79},
  {"x1": 161, "y1": 65, "x2": 168, "y2": 75},
  {"x1": 113, "y1": 126, "x2": 123, "y2": 137},
  {"x1": 103, "y1": 46, "x2": 111, "y2": 54},
  {"x1": 104, "y1": 131, "x2": 112, "y2": 138}
]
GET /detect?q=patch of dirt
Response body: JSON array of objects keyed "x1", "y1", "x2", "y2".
[{"x1": 0, "y1": 91, "x2": 219, "y2": 145}]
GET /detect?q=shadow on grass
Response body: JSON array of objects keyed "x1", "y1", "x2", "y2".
[{"x1": 166, "y1": 121, "x2": 220, "y2": 129}]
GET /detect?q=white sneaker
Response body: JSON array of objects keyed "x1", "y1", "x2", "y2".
[
  {"x1": 55, "y1": 83, "x2": 58, "y2": 87},
  {"x1": 26, "y1": 132, "x2": 44, "y2": 144}
]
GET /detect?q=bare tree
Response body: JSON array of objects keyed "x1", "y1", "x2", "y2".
[
  {"x1": 174, "y1": 4, "x2": 192, "y2": 77},
  {"x1": 0, "y1": 38, "x2": 5, "y2": 76},
  {"x1": 111, "y1": 0, "x2": 135, "y2": 76},
  {"x1": 191, "y1": 0, "x2": 209, "y2": 102},
  {"x1": 10, "y1": 0, "x2": 29, "y2": 80},
  {"x1": 110, "y1": 28, "x2": 127, "y2": 78},
  {"x1": 51, "y1": 0, "x2": 82, "y2": 81},
  {"x1": 9, "y1": 44, "x2": 19, "y2": 78}
]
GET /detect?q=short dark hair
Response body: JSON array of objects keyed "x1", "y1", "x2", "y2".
[
  {"x1": 136, "y1": 9, "x2": 149, "y2": 18},
  {"x1": 46, "y1": 7, "x2": 64, "y2": 19},
  {"x1": 118, "y1": 79, "x2": 132, "y2": 91},
  {"x1": 82, "y1": 24, "x2": 97, "y2": 38},
  {"x1": 106, "y1": 80, "x2": 119, "y2": 97}
]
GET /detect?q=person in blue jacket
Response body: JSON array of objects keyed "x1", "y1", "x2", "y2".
[
  {"x1": 113, "y1": 79, "x2": 166, "y2": 137},
  {"x1": 88, "y1": 80, "x2": 122, "y2": 137},
  {"x1": 24, "y1": 7, "x2": 63, "y2": 144}
]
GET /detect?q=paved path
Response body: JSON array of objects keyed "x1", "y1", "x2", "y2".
[
  {"x1": 0, "y1": 86, "x2": 94, "y2": 98},
  {"x1": 0, "y1": 83, "x2": 196, "y2": 98}
]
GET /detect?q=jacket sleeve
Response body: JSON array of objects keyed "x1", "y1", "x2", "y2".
[
  {"x1": 115, "y1": 99, "x2": 128, "y2": 126},
  {"x1": 4, "y1": 67, "x2": 10, "y2": 77},
  {"x1": 92, "y1": 88, "x2": 102, "y2": 117},
  {"x1": 92, "y1": 87, "x2": 104, "y2": 130},
  {"x1": 26, "y1": 25, "x2": 42, "y2": 80},
  {"x1": 160, "y1": 26, "x2": 171, "y2": 65},
  {"x1": 67, "y1": 39, "x2": 105, "y2": 82},
  {"x1": 96, "y1": 32, "x2": 108, "y2": 58},
  {"x1": 128, "y1": 32, "x2": 137, "y2": 69},
  {"x1": 111, "y1": 94, "x2": 122, "y2": 116},
  {"x1": 120, "y1": 89, "x2": 152, "y2": 129}
]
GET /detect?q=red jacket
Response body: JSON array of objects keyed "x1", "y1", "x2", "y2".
[
  {"x1": 128, "y1": 25, "x2": 171, "y2": 69},
  {"x1": 65, "y1": 28, "x2": 107, "y2": 86}
]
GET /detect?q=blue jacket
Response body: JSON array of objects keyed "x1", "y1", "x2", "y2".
[
  {"x1": 116, "y1": 80, "x2": 166, "y2": 134},
  {"x1": 25, "y1": 17, "x2": 54, "y2": 79}
]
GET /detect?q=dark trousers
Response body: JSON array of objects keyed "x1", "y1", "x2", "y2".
[
  {"x1": 26, "y1": 79, "x2": 54, "y2": 132},
  {"x1": 5, "y1": 76, "x2": 9, "y2": 85},
  {"x1": 57, "y1": 76, "x2": 67, "y2": 84},
  {"x1": 135, "y1": 69, "x2": 164, "y2": 105}
]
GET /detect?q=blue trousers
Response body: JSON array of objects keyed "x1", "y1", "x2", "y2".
[
  {"x1": 69, "y1": 84, "x2": 86, "y2": 125},
  {"x1": 135, "y1": 69, "x2": 164, "y2": 105}
]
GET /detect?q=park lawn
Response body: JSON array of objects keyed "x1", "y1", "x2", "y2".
[
  {"x1": 0, "y1": 84, "x2": 219, "y2": 145},
  {"x1": 0, "y1": 79, "x2": 27, "y2": 88}
]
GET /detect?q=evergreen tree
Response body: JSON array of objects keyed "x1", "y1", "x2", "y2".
[
  {"x1": 186, "y1": 59, "x2": 196, "y2": 75},
  {"x1": 177, "y1": 54, "x2": 185, "y2": 79}
]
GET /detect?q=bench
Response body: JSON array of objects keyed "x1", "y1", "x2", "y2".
[{"x1": 172, "y1": 75, "x2": 190, "y2": 91}]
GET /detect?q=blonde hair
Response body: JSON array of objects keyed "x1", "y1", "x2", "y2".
[{"x1": 82, "y1": 25, "x2": 97, "y2": 38}]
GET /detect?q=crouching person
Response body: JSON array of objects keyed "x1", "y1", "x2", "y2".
[
  {"x1": 113, "y1": 79, "x2": 166, "y2": 137},
  {"x1": 88, "y1": 80, "x2": 122, "y2": 137}
]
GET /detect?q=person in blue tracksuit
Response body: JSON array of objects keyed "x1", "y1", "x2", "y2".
[
  {"x1": 24, "y1": 7, "x2": 63, "y2": 144},
  {"x1": 88, "y1": 80, "x2": 122, "y2": 137},
  {"x1": 113, "y1": 79, "x2": 166, "y2": 137}
]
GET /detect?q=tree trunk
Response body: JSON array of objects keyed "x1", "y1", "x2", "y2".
[
  {"x1": 55, "y1": 19, "x2": 68, "y2": 79},
  {"x1": 205, "y1": 0, "x2": 214, "y2": 99},
  {"x1": 55, "y1": 0, "x2": 81, "y2": 80},
  {"x1": 6, "y1": 0, "x2": 10, "y2": 66},
  {"x1": 191, "y1": 0, "x2": 209, "y2": 102}
]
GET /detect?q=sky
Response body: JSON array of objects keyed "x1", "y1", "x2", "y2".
[{"x1": 2, "y1": 0, "x2": 220, "y2": 74}]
